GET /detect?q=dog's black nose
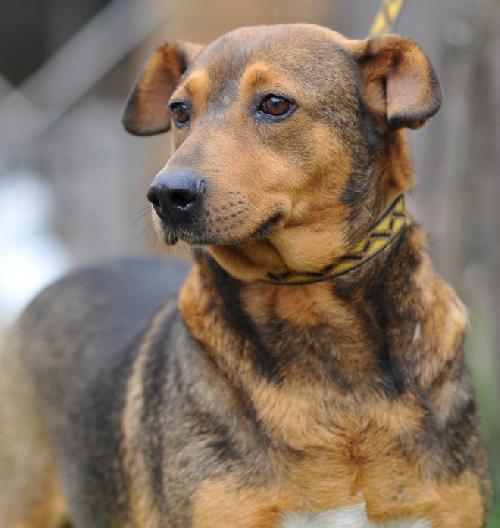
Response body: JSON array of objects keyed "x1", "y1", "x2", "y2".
[{"x1": 147, "y1": 170, "x2": 205, "y2": 220}]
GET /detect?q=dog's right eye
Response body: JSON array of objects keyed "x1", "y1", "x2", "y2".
[
  {"x1": 257, "y1": 94, "x2": 296, "y2": 121},
  {"x1": 170, "y1": 102, "x2": 191, "y2": 127},
  {"x1": 260, "y1": 95, "x2": 290, "y2": 116}
]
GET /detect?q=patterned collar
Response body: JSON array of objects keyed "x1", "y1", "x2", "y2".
[{"x1": 264, "y1": 195, "x2": 408, "y2": 285}]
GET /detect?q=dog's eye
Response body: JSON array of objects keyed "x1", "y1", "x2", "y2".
[
  {"x1": 170, "y1": 102, "x2": 190, "y2": 127},
  {"x1": 259, "y1": 95, "x2": 293, "y2": 117}
]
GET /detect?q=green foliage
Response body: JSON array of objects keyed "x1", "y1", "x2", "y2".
[
  {"x1": 487, "y1": 501, "x2": 500, "y2": 528},
  {"x1": 469, "y1": 322, "x2": 500, "y2": 528}
]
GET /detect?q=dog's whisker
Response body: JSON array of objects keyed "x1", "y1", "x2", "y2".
[
  {"x1": 356, "y1": 201, "x2": 374, "y2": 221},
  {"x1": 131, "y1": 207, "x2": 151, "y2": 225}
]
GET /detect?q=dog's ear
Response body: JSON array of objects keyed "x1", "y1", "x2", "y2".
[
  {"x1": 123, "y1": 41, "x2": 203, "y2": 136},
  {"x1": 348, "y1": 35, "x2": 442, "y2": 129}
]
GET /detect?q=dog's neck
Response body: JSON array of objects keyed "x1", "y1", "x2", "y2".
[{"x1": 179, "y1": 224, "x2": 467, "y2": 431}]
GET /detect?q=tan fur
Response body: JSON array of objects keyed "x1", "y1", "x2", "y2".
[
  {"x1": 122, "y1": 301, "x2": 177, "y2": 528},
  {"x1": 179, "y1": 237, "x2": 485, "y2": 526},
  {"x1": 172, "y1": 68, "x2": 210, "y2": 119},
  {"x1": 203, "y1": 119, "x2": 355, "y2": 279},
  {"x1": 8, "y1": 469, "x2": 66, "y2": 528},
  {"x1": 193, "y1": 471, "x2": 483, "y2": 528}
]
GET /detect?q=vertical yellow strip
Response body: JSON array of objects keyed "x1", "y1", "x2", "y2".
[{"x1": 369, "y1": 0, "x2": 407, "y2": 37}]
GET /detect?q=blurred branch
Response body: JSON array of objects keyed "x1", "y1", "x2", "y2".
[
  {"x1": 0, "y1": 73, "x2": 41, "y2": 128},
  {"x1": 0, "y1": 0, "x2": 168, "y2": 155}
]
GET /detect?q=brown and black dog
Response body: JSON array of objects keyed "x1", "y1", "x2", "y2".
[{"x1": 0, "y1": 24, "x2": 491, "y2": 528}]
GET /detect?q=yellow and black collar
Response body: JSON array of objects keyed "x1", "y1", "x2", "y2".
[{"x1": 264, "y1": 195, "x2": 408, "y2": 285}]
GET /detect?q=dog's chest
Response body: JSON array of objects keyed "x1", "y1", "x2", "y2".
[{"x1": 281, "y1": 504, "x2": 430, "y2": 528}]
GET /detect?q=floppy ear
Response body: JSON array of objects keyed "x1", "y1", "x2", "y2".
[
  {"x1": 122, "y1": 41, "x2": 203, "y2": 136},
  {"x1": 350, "y1": 35, "x2": 442, "y2": 129}
]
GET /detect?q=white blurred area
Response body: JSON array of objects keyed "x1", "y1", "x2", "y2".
[
  {"x1": 0, "y1": 0, "x2": 171, "y2": 335},
  {"x1": 0, "y1": 171, "x2": 68, "y2": 331}
]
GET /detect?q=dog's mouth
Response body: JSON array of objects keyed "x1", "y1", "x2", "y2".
[
  {"x1": 248, "y1": 211, "x2": 285, "y2": 239},
  {"x1": 156, "y1": 209, "x2": 285, "y2": 247}
]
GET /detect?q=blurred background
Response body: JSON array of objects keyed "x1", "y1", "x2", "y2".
[{"x1": 0, "y1": 0, "x2": 498, "y2": 524}]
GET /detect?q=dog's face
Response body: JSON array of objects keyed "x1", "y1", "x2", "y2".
[{"x1": 124, "y1": 24, "x2": 441, "y2": 280}]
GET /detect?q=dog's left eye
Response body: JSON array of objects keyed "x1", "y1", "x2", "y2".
[
  {"x1": 258, "y1": 95, "x2": 294, "y2": 118},
  {"x1": 170, "y1": 102, "x2": 191, "y2": 127}
]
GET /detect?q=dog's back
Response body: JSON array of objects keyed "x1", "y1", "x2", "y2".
[{"x1": 0, "y1": 257, "x2": 188, "y2": 526}]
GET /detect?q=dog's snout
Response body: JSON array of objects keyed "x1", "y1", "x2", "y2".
[{"x1": 147, "y1": 170, "x2": 205, "y2": 220}]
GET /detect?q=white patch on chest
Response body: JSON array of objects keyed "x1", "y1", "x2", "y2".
[{"x1": 281, "y1": 503, "x2": 430, "y2": 528}]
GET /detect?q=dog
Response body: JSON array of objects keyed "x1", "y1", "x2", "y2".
[{"x1": 0, "y1": 24, "x2": 491, "y2": 528}]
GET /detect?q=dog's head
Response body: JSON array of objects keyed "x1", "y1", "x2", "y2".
[{"x1": 123, "y1": 24, "x2": 441, "y2": 280}]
